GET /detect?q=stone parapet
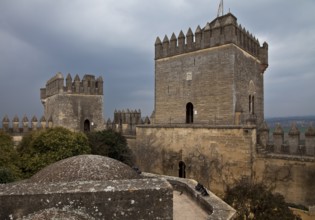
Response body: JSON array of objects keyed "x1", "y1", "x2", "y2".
[
  {"x1": 0, "y1": 178, "x2": 173, "y2": 220},
  {"x1": 40, "y1": 72, "x2": 103, "y2": 100},
  {"x1": 257, "y1": 123, "x2": 315, "y2": 157},
  {"x1": 1, "y1": 115, "x2": 52, "y2": 134},
  {"x1": 155, "y1": 13, "x2": 268, "y2": 73},
  {"x1": 107, "y1": 109, "x2": 150, "y2": 136},
  {"x1": 137, "y1": 124, "x2": 248, "y2": 129},
  {"x1": 141, "y1": 172, "x2": 236, "y2": 220}
]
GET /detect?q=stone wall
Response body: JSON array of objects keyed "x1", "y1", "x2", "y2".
[
  {"x1": 44, "y1": 94, "x2": 104, "y2": 131},
  {"x1": 258, "y1": 122, "x2": 315, "y2": 156},
  {"x1": 0, "y1": 178, "x2": 173, "y2": 220},
  {"x1": 134, "y1": 124, "x2": 256, "y2": 196},
  {"x1": 254, "y1": 155, "x2": 315, "y2": 206},
  {"x1": 41, "y1": 73, "x2": 105, "y2": 132},
  {"x1": 1, "y1": 115, "x2": 53, "y2": 134},
  {"x1": 41, "y1": 73, "x2": 103, "y2": 100},
  {"x1": 134, "y1": 125, "x2": 315, "y2": 206},
  {"x1": 142, "y1": 172, "x2": 236, "y2": 220},
  {"x1": 154, "y1": 44, "x2": 264, "y2": 126},
  {"x1": 107, "y1": 109, "x2": 150, "y2": 136},
  {"x1": 155, "y1": 13, "x2": 268, "y2": 66},
  {"x1": 154, "y1": 13, "x2": 267, "y2": 127},
  {"x1": 234, "y1": 47, "x2": 264, "y2": 126}
]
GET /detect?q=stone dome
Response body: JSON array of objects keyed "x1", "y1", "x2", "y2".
[{"x1": 28, "y1": 155, "x2": 140, "y2": 183}]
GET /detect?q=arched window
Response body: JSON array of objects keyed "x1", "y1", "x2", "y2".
[
  {"x1": 179, "y1": 161, "x2": 186, "y2": 178},
  {"x1": 249, "y1": 95, "x2": 255, "y2": 114},
  {"x1": 186, "y1": 102, "x2": 194, "y2": 124},
  {"x1": 252, "y1": 95, "x2": 255, "y2": 114},
  {"x1": 249, "y1": 95, "x2": 252, "y2": 113},
  {"x1": 248, "y1": 81, "x2": 255, "y2": 115},
  {"x1": 84, "y1": 119, "x2": 90, "y2": 132}
]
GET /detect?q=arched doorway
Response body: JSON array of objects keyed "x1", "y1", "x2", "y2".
[
  {"x1": 84, "y1": 119, "x2": 90, "y2": 132},
  {"x1": 179, "y1": 161, "x2": 186, "y2": 178},
  {"x1": 186, "y1": 102, "x2": 193, "y2": 124}
]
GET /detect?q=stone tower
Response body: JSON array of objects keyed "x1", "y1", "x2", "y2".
[
  {"x1": 153, "y1": 13, "x2": 268, "y2": 126},
  {"x1": 40, "y1": 72, "x2": 105, "y2": 132}
]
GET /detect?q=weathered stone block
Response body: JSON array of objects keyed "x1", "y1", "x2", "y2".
[{"x1": 0, "y1": 179, "x2": 173, "y2": 220}]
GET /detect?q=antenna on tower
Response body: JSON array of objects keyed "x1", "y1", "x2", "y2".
[{"x1": 217, "y1": 0, "x2": 224, "y2": 17}]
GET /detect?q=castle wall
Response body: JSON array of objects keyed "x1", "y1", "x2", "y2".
[
  {"x1": 44, "y1": 94, "x2": 104, "y2": 131},
  {"x1": 111, "y1": 109, "x2": 142, "y2": 135},
  {"x1": 254, "y1": 155, "x2": 315, "y2": 206},
  {"x1": 155, "y1": 13, "x2": 268, "y2": 67},
  {"x1": 134, "y1": 125, "x2": 256, "y2": 196},
  {"x1": 155, "y1": 44, "x2": 264, "y2": 126},
  {"x1": 41, "y1": 73, "x2": 105, "y2": 132},
  {"x1": 234, "y1": 48, "x2": 264, "y2": 125},
  {"x1": 1, "y1": 115, "x2": 53, "y2": 144},
  {"x1": 155, "y1": 45, "x2": 235, "y2": 124},
  {"x1": 134, "y1": 125, "x2": 315, "y2": 206}
]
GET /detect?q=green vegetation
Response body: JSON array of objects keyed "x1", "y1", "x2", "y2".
[
  {"x1": 0, "y1": 131, "x2": 21, "y2": 183},
  {"x1": 87, "y1": 129, "x2": 134, "y2": 166},
  {"x1": 17, "y1": 127, "x2": 90, "y2": 178},
  {"x1": 0, "y1": 128, "x2": 134, "y2": 182},
  {"x1": 224, "y1": 180, "x2": 301, "y2": 220}
]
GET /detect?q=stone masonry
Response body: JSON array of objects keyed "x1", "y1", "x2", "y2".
[
  {"x1": 40, "y1": 72, "x2": 105, "y2": 132},
  {"x1": 133, "y1": 12, "x2": 315, "y2": 209},
  {"x1": 154, "y1": 13, "x2": 268, "y2": 126}
]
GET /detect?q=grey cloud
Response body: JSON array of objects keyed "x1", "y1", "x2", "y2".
[{"x1": 0, "y1": 0, "x2": 314, "y2": 120}]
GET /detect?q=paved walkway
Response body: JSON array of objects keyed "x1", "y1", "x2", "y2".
[{"x1": 173, "y1": 190, "x2": 209, "y2": 220}]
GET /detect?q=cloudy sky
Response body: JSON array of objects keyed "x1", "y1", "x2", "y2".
[{"x1": 0, "y1": 0, "x2": 314, "y2": 121}]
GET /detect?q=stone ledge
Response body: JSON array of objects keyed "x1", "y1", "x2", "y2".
[
  {"x1": 141, "y1": 172, "x2": 236, "y2": 220},
  {"x1": 256, "y1": 152, "x2": 315, "y2": 162},
  {"x1": 137, "y1": 124, "x2": 255, "y2": 130},
  {"x1": 0, "y1": 178, "x2": 173, "y2": 220}
]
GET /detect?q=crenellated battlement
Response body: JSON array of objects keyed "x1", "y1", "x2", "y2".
[
  {"x1": 105, "y1": 109, "x2": 150, "y2": 136},
  {"x1": 40, "y1": 72, "x2": 104, "y2": 101},
  {"x1": 113, "y1": 109, "x2": 142, "y2": 125},
  {"x1": 155, "y1": 13, "x2": 268, "y2": 71},
  {"x1": 258, "y1": 122, "x2": 315, "y2": 157},
  {"x1": 1, "y1": 115, "x2": 53, "y2": 134}
]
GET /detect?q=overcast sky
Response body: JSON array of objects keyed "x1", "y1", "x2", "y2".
[{"x1": 0, "y1": 0, "x2": 314, "y2": 122}]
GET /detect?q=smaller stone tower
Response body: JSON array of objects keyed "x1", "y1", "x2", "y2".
[{"x1": 40, "y1": 72, "x2": 105, "y2": 132}]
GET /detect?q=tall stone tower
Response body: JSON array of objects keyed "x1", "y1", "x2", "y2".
[
  {"x1": 40, "y1": 72, "x2": 105, "y2": 132},
  {"x1": 153, "y1": 13, "x2": 268, "y2": 126}
]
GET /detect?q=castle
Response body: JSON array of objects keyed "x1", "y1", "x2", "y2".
[
  {"x1": 133, "y1": 12, "x2": 315, "y2": 210},
  {"x1": 1, "y1": 12, "x2": 315, "y2": 212}
]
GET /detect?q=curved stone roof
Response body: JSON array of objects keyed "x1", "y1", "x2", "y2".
[{"x1": 28, "y1": 155, "x2": 140, "y2": 183}]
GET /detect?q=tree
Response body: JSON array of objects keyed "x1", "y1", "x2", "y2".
[
  {"x1": 17, "y1": 127, "x2": 90, "y2": 178},
  {"x1": 0, "y1": 131, "x2": 21, "y2": 183},
  {"x1": 87, "y1": 129, "x2": 134, "y2": 166},
  {"x1": 224, "y1": 180, "x2": 301, "y2": 220}
]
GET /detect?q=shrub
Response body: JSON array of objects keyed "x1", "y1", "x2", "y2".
[
  {"x1": 0, "y1": 131, "x2": 21, "y2": 183},
  {"x1": 224, "y1": 180, "x2": 301, "y2": 220},
  {"x1": 87, "y1": 129, "x2": 134, "y2": 166},
  {"x1": 17, "y1": 127, "x2": 90, "y2": 178}
]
